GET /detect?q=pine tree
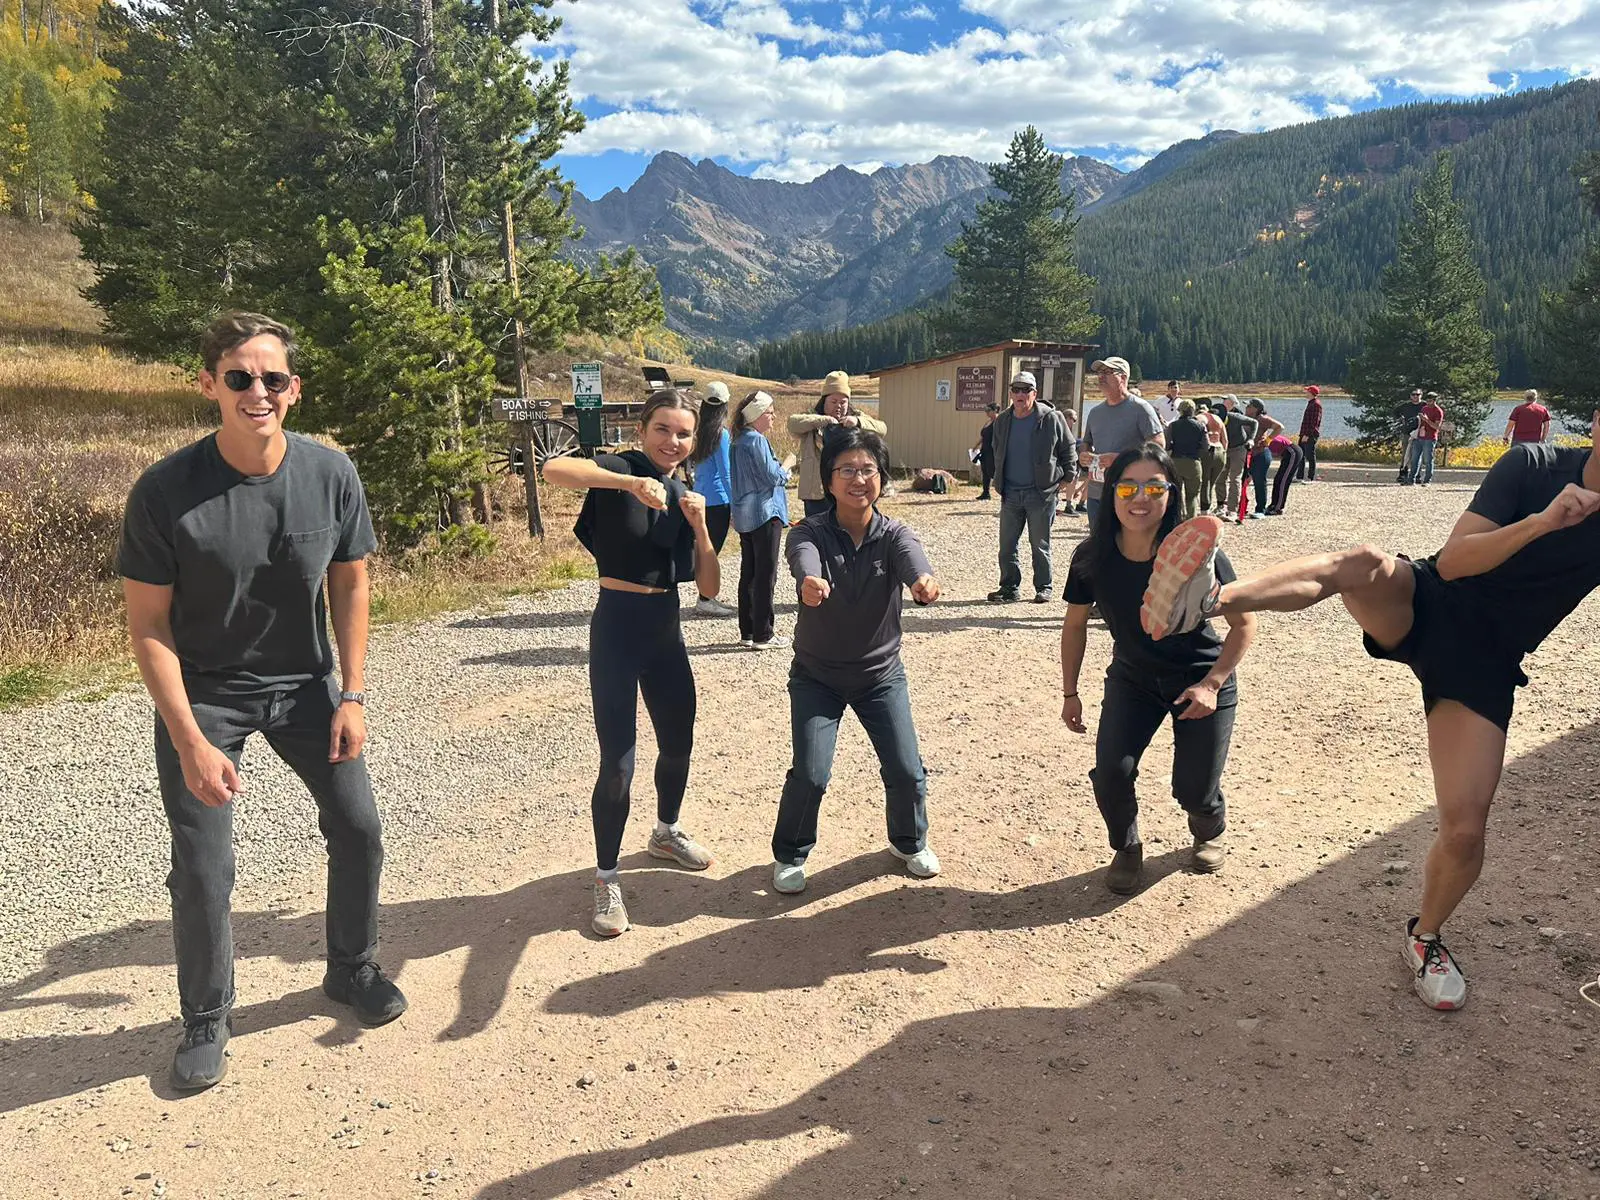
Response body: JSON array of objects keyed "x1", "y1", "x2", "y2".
[
  {"x1": 1535, "y1": 152, "x2": 1600, "y2": 430},
  {"x1": 1346, "y1": 152, "x2": 1497, "y2": 445},
  {"x1": 935, "y1": 127, "x2": 1097, "y2": 350}
]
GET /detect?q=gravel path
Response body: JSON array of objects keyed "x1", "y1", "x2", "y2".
[{"x1": 4, "y1": 472, "x2": 1600, "y2": 1200}]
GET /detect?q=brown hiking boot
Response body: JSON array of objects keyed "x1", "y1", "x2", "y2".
[
  {"x1": 1105, "y1": 845, "x2": 1145, "y2": 894},
  {"x1": 1192, "y1": 837, "x2": 1226, "y2": 873}
]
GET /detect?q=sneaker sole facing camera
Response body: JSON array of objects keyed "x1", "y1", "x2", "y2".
[{"x1": 1140, "y1": 515, "x2": 1223, "y2": 640}]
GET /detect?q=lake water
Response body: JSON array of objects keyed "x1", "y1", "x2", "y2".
[{"x1": 1197, "y1": 398, "x2": 1526, "y2": 442}]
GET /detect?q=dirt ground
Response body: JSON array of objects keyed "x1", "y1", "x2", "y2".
[{"x1": 4, "y1": 466, "x2": 1600, "y2": 1200}]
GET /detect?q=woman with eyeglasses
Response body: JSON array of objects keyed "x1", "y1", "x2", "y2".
[
  {"x1": 1060, "y1": 447, "x2": 1255, "y2": 895},
  {"x1": 730, "y1": 390, "x2": 793, "y2": 650},
  {"x1": 771, "y1": 427, "x2": 942, "y2": 894},
  {"x1": 542, "y1": 389, "x2": 721, "y2": 937}
]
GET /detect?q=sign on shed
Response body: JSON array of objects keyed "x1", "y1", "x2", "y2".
[
  {"x1": 935, "y1": 379, "x2": 952, "y2": 403},
  {"x1": 956, "y1": 365, "x2": 996, "y2": 411}
]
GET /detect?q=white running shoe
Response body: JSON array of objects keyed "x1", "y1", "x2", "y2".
[
  {"x1": 1403, "y1": 917, "x2": 1467, "y2": 1010},
  {"x1": 592, "y1": 879, "x2": 629, "y2": 938},
  {"x1": 695, "y1": 596, "x2": 738, "y2": 617},
  {"x1": 773, "y1": 861, "x2": 807, "y2": 894},
  {"x1": 1141, "y1": 515, "x2": 1223, "y2": 640},
  {"x1": 890, "y1": 845, "x2": 941, "y2": 878},
  {"x1": 749, "y1": 635, "x2": 791, "y2": 651}
]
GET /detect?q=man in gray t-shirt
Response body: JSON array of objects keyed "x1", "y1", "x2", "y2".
[
  {"x1": 1082, "y1": 355, "x2": 1165, "y2": 524},
  {"x1": 118, "y1": 312, "x2": 406, "y2": 1092}
]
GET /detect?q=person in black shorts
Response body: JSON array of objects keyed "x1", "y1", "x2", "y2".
[
  {"x1": 543, "y1": 389, "x2": 723, "y2": 938},
  {"x1": 119, "y1": 312, "x2": 406, "y2": 1092},
  {"x1": 1060, "y1": 446, "x2": 1256, "y2": 895},
  {"x1": 1140, "y1": 410, "x2": 1600, "y2": 1010}
]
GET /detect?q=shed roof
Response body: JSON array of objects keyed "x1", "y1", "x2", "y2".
[{"x1": 871, "y1": 339, "x2": 1100, "y2": 378}]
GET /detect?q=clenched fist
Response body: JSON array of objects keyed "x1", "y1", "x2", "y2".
[
  {"x1": 800, "y1": 576, "x2": 832, "y2": 606},
  {"x1": 680, "y1": 490, "x2": 707, "y2": 529},
  {"x1": 629, "y1": 476, "x2": 668, "y2": 510},
  {"x1": 909, "y1": 574, "x2": 940, "y2": 605},
  {"x1": 1539, "y1": 483, "x2": 1600, "y2": 533}
]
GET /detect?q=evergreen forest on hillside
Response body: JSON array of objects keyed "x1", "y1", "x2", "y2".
[{"x1": 739, "y1": 84, "x2": 1600, "y2": 388}]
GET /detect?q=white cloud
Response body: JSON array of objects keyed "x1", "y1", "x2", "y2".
[{"x1": 546, "y1": 0, "x2": 1600, "y2": 183}]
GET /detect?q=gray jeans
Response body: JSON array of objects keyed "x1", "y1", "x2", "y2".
[
  {"x1": 998, "y1": 487, "x2": 1056, "y2": 593},
  {"x1": 1224, "y1": 446, "x2": 1248, "y2": 515},
  {"x1": 156, "y1": 675, "x2": 384, "y2": 1023}
]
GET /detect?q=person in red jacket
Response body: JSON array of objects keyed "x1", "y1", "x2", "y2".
[{"x1": 1297, "y1": 385, "x2": 1323, "y2": 481}]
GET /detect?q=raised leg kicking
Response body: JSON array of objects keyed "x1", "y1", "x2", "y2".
[{"x1": 1140, "y1": 411, "x2": 1600, "y2": 1009}]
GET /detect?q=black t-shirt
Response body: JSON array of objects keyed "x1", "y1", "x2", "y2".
[
  {"x1": 1064, "y1": 538, "x2": 1238, "y2": 682},
  {"x1": 573, "y1": 451, "x2": 695, "y2": 589},
  {"x1": 117, "y1": 433, "x2": 377, "y2": 699},
  {"x1": 1166, "y1": 416, "x2": 1208, "y2": 460},
  {"x1": 1454, "y1": 444, "x2": 1600, "y2": 654}
]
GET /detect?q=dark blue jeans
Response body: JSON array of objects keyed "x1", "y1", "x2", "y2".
[
  {"x1": 1249, "y1": 447, "x2": 1273, "y2": 513},
  {"x1": 772, "y1": 662, "x2": 929, "y2": 865},
  {"x1": 1090, "y1": 662, "x2": 1236, "y2": 851},
  {"x1": 998, "y1": 486, "x2": 1056, "y2": 593},
  {"x1": 156, "y1": 675, "x2": 383, "y2": 1023}
]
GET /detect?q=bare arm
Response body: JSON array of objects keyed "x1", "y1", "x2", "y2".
[
  {"x1": 1502, "y1": 417, "x2": 1516, "y2": 444},
  {"x1": 543, "y1": 456, "x2": 665, "y2": 508},
  {"x1": 1435, "y1": 490, "x2": 1600, "y2": 581},
  {"x1": 1059, "y1": 603, "x2": 1090, "y2": 733},
  {"x1": 326, "y1": 558, "x2": 370, "y2": 763},
  {"x1": 124, "y1": 580, "x2": 242, "y2": 806},
  {"x1": 1177, "y1": 610, "x2": 1256, "y2": 718}
]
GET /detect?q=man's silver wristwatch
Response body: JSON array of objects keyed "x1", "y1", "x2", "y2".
[{"x1": 339, "y1": 691, "x2": 366, "y2": 706}]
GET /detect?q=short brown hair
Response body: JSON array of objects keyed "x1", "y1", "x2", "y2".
[{"x1": 200, "y1": 312, "x2": 296, "y2": 373}]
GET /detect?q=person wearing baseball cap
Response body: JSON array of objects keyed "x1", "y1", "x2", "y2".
[
  {"x1": 1081, "y1": 356, "x2": 1164, "y2": 525},
  {"x1": 788, "y1": 370, "x2": 887, "y2": 519},
  {"x1": 987, "y1": 369, "x2": 1079, "y2": 604},
  {"x1": 1298, "y1": 385, "x2": 1323, "y2": 483}
]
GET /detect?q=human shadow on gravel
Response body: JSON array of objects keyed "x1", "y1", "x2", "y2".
[
  {"x1": 451, "y1": 610, "x2": 593, "y2": 631},
  {"x1": 484, "y1": 720, "x2": 1600, "y2": 1200}
]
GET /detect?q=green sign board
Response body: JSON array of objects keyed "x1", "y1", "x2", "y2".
[{"x1": 571, "y1": 361, "x2": 603, "y2": 410}]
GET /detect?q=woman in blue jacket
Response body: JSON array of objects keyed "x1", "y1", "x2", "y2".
[
  {"x1": 688, "y1": 382, "x2": 736, "y2": 617},
  {"x1": 730, "y1": 390, "x2": 791, "y2": 650}
]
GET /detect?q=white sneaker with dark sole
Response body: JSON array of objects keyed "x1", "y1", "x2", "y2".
[
  {"x1": 1403, "y1": 917, "x2": 1466, "y2": 1010},
  {"x1": 890, "y1": 846, "x2": 941, "y2": 878},
  {"x1": 749, "y1": 635, "x2": 791, "y2": 651},
  {"x1": 1141, "y1": 515, "x2": 1223, "y2": 640}
]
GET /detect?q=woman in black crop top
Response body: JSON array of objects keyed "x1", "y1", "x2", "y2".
[{"x1": 542, "y1": 390, "x2": 722, "y2": 938}]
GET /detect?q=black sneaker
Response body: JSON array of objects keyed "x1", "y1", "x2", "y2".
[
  {"x1": 987, "y1": 588, "x2": 1019, "y2": 603},
  {"x1": 323, "y1": 962, "x2": 409, "y2": 1025},
  {"x1": 1032, "y1": 589, "x2": 1050, "y2": 604},
  {"x1": 1105, "y1": 845, "x2": 1145, "y2": 895},
  {"x1": 977, "y1": 491, "x2": 992, "y2": 500},
  {"x1": 171, "y1": 1015, "x2": 231, "y2": 1091}
]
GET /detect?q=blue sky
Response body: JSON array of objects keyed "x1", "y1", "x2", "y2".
[{"x1": 542, "y1": 2, "x2": 1599, "y2": 197}]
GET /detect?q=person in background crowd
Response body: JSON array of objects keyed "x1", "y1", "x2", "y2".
[
  {"x1": 1154, "y1": 380, "x2": 1181, "y2": 426},
  {"x1": 544, "y1": 388, "x2": 722, "y2": 938},
  {"x1": 1219, "y1": 396, "x2": 1257, "y2": 524},
  {"x1": 1140, "y1": 406, "x2": 1600, "y2": 1010},
  {"x1": 1244, "y1": 399, "x2": 1283, "y2": 520},
  {"x1": 1298, "y1": 385, "x2": 1323, "y2": 482},
  {"x1": 1397, "y1": 387, "x2": 1425, "y2": 483},
  {"x1": 1403, "y1": 392, "x2": 1445, "y2": 486},
  {"x1": 1065, "y1": 408, "x2": 1089, "y2": 513},
  {"x1": 1505, "y1": 388, "x2": 1551, "y2": 446},
  {"x1": 773, "y1": 427, "x2": 942, "y2": 894},
  {"x1": 1265, "y1": 433, "x2": 1304, "y2": 516},
  {"x1": 1081, "y1": 355, "x2": 1164, "y2": 525},
  {"x1": 973, "y1": 402, "x2": 1000, "y2": 500},
  {"x1": 789, "y1": 370, "x2": 887, "y2": 519},
  {"x1": 1200, "y1": 400, "x2": 1228, "y2": 515},
  {"x1": 1164, "y1": 397, "x2": 1209, "y2": 521},
  {"x1": 731, "y1": 390, "x2": 792, "y2": 650},
  {"x1": 1061, "y1": 450, "x2": 1255, "y2": 894},
  {"x1": 988, "y1": 370, "x2": 1079, "y2": 604},
  {"x1": 688, "y1": 381, "x2": 737, "y2": 616},
  {"x1": 119, "y1": 312, "x2": 407, "y2": 1091}
]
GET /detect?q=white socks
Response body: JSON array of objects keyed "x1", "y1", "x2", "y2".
[
  {"x1": 655, "y1": 820, "x2": 681, "y2": 837},
  {"x1": 596, "y1": 866, "x2": 620, "y2": 883}
]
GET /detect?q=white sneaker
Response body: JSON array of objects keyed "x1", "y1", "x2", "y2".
[
  {"x1": 773, "y1": 861, "x2": 806, "y2": 894},
  {"x1": 1403, "y1": 917, "x2": 1467, "y2": 1010},
  {"x1": 695, "y1": 596, "x2": 737, "y2": 617},
  {"x1": 890, "y1": 845, "x2": 941, "y2": 878},
  {"x1": 749, "y1": 635, "x2": 791, "y2": 651},
  {"x1": 738, "y1": 638, "x2": 754, "y2": 648},
  {"x1": 592, "y1": 879, "x2": 629, "y2": 938}
]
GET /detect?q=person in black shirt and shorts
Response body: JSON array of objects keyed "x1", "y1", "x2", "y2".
[
  {"x1": 1060, "y1": 445, "x2": 1258, "y2": 895},
  {"x1": 1140, "y1": 410, "x2": 1600, "y2": 1011},
  {"x1": 543, "y1": 389, "x2": 722, "y2": 938}
]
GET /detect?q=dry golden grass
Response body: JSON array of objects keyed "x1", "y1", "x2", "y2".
[{"x1": 0, "y1": 219, "x2": 103, "y2": 339}]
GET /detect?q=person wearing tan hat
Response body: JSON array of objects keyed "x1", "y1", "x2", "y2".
[{"x1": 789, "y1": 370, "x2": 888, "y2": 518}]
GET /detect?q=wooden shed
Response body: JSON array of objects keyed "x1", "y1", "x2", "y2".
[{"x1": 872, "y1": 339, "x2": 1097, "y2": 472}]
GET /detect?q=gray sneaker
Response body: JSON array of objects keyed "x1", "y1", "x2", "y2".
[
  {"x1": 773, "y1": 861, "x2": 807, "y2": 894},
  {"x1": 592, "y1": 878, "x2": 629, "y2": 937},
  {"x1": 889, "y1": 845, "x2": 941, "y2": 878},
  {"x1": 171, "y1": 1015, "x2": 230, "y2": 1091},
  {"x1": 647, "y1": 827, "x2": 714, "y2": 870}
]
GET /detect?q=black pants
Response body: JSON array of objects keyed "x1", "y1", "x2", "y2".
[
  {"x1": 156, "y1": 675, "x2": 383, "y2": 1023},
  {"x1": 772, "y1": 661, "x2": 928, "y2": 865},
  {"x1": 1270, "y1": 446, "x2": 1304, "y2": 512},
  {"x1": 1298, "y1": 435, "x2": 1317, "y2": 480},
  {"x1": 1090, "y1": 664, "x2": 1235, "y2": 851},
  {"x1": 737, "y1": 517, "x2": 783, "y2": 643},
  {"x1": 979, "y1": 454, "x2": 994, "y2": 494},
  {"x1": 589, "y1": 588, "x2": 696, "y2": 870},
  {"x1": 705, "y1": 504, "x2": 730, "y2": 555},
  {"x1": 1248, "y1": 448, "x2": 1273, "y2": 513}
]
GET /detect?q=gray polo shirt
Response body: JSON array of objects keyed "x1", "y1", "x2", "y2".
[
  {"x1": 1082, "y1": 397, "x2": 1163, "y2": 499},
  {"x1": 786, "y1": 509, "x2": 933, "y2": 696}
]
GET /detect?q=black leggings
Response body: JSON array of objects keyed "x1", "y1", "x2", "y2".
[
  {"x1": 738, "y1": 518, "x2": 783, "y2": 643},
  {"x1": 1090, "y1": 664, "x2": 1235, "y2": 851},
  {"x1": 1271, "y1": 446, "x2": 1304, "y2": 512},
  {"x1": 705, "y1": 504, "x2": 731, "y2": 555},
  {"x1": 589, "y1": 588, "x2": 696, "y2": 870}
]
